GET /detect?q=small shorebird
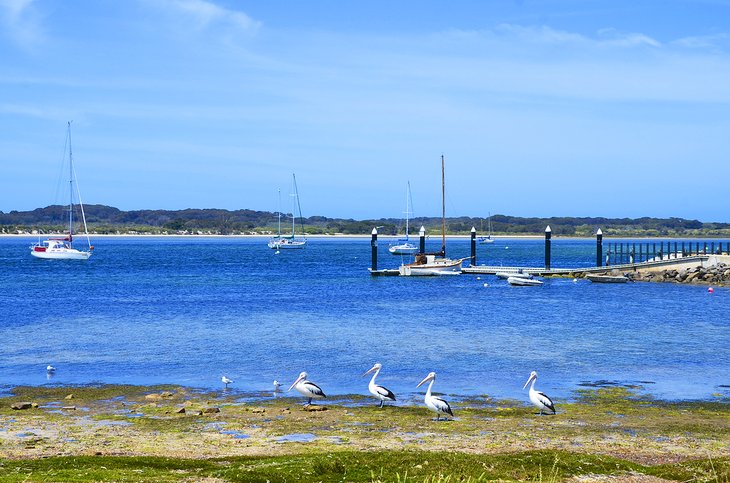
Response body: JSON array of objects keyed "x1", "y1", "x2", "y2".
[
  {"x1": 416, "y1": 372, "x2": 453, "y2": 421},
  {"x1": 273, "y1": 380, "x2": 282, "y2": 392},
  {"x1": 523, "y1": 371, "x2": 556, "y2": 415},
  {"x1": 288, "y1": 371, "x2": 326, "y2": 405},
  {"x1": 46, "y1": 365, "x2": 56, "y2": 373},
  {"x1": 221, "y1": 375, "x2": 233, "y2": 388},
  {"x1": 363, "y1": 363, "x2": 396, "y2": 408}
]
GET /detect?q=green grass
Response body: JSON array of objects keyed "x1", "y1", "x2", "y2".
[{"x1": 0, "y1": 451, "x2": 728, "y2": 482}]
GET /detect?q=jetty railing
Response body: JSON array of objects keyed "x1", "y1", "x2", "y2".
[{"x1": 605, "y1": 241, "x2": 730, "y2": 266}]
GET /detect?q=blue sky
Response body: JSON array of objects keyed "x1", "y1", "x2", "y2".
[{"x1": 1, "y1": 0, "x2": 729, "y2": 221}]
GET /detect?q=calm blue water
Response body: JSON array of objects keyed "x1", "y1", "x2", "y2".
[{"x1": 1, "y1": 236, "x2": 728, "y2": 402}]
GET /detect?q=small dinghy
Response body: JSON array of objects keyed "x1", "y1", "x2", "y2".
[
  {"x1": 586, "y1": 274, "x2": 630, "y2": 283},
  {"x1": 507, "y1": 276, "x2": 543, "y2": 286}
]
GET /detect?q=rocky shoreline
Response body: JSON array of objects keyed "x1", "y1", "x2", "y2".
[
  {"x1": 630, "y1": 262, "x2": 730, "y2": 285},
  {"x1": 581, "y1": 262, "x2": 730, "y2": 287}
]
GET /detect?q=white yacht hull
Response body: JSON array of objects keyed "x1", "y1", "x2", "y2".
[
  {"x1": 31, "y1": 246, "x2": 91, "y2": 260},
  {"x1": 389, "y1": 243, "x2": 418, "y2": 255},
  {"x1": 399, "y1": 255, "x2": 463, "y2": 276},
  {"x1": 268, "y1": 239, "x2": 306, "y2": 249}
]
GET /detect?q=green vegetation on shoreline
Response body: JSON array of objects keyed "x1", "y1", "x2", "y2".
[
  {"x1": 1, "y1": 384, "x2": 728, "y2": 481},
  {"x1": 1, "y1": 450, "x2": 728, "y2": 482},
  {"x1": 2, "y1": 204, "x2": 730, "y2": 237}
]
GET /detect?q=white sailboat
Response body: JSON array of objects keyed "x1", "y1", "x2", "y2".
[
  {"x1": 389, "y1": 181, "x2": 418, "y2": 255},
  {"x1": 267, "y1": 174, "x2": 306, "y2": 249},
  {"x1": 31, "y1": 122, "x2": 94, "y2": 260},
  {"x1": 399, "y1": 155, "x2": 465, "y2": 276},
  {"x1": 478, "y1": 213, "x2": 495, "y2": 244}
]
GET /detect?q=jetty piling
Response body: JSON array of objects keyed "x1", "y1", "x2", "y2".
[
  {"x1": 371, "y1": 228, "x2": 378, "y2": 271},
  {"x1": 470, "y1": 226, "x2": 476, "y2": 266},
  {"x1": 596, "y1": 228, "x2": 603, "y2": 267},
  {"x1": 544, "y1": 225, "x2": 552, "y2": 270},
  {"x1": 419, "y1": 226, "x2": 425, "y2": 254}
]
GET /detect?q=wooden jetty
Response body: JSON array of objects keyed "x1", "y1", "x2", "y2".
[
  {"x1": 371, "y1": 223, "x2": 730, "y2": 279},
  {"x1": 463, "y1": 254, "x2": 730, "y2": 278}
]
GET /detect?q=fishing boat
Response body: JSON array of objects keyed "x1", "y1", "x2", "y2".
[
  {"x1": 478, "y1": 213, "x2": 495, "y2": 244},
  {"x1": 586, "y1": 273, "x2": 630, "y2": 283},
  {"x1": 389, "y1": 181, "x2": 418, "y2": 255},
  {"x1": 507, "y1": 276, "x2": 543, "y2": 286},
  {"x1": 268, "y1": 174, "x2": 306, "y2": 250},
  {"x1": 399, "y1": 155, "x2": 465, "y2": 276},
  {"x1": 30, "y1": 122, "x2": 93, "y2": 260}
]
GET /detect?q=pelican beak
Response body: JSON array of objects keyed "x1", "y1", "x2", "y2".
[
  {"x1": 288, "y1": 375, "x2": 302, "y2": 392},
  {"x1": 363, "y1": 365, "x2": 377, "y2": 377},
  {"x1": 523, "y1": 373, "x2": 535, "y2": 390},
  {"x1": 416, "y1": 374, "x2": 432, "y2": 388}
]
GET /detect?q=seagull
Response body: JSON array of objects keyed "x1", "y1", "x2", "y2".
[
  {"x1": 273, "y1": 380, "x2": 282, "y2": 392},
  {"x1": 288, "y1": 371, "x2": 326, "y2": 405},
  {"x1": 416, "y1": 372, "x2": 453, "y2": 421},
  {"x1": 523, "y1": 371, "x2": 556, "y2": 415},
  {"x1": 221, "y1": 375, "x2": 233, "y2": 388},
  {"x1": 46, "y1": 365, "x2": 56, "y2": 373},
  {"x1": 363, "y1": 363, "x2": 396, "y2": 408}
]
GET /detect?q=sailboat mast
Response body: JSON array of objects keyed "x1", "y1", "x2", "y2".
[
  {"x1": 441, "y1": 154, "x2": 446, "y2": 256},
  {"x1": 67, "y1": 121, "x2": 74, "y2": 241},
  {"x1": 290, "y1": 175, "x2": 296, "y2": 237},
  {"x1": 293, "y1": 174, "x2": 305, "y2": 238},
  {"x1": 277, "y1": 189, "x2": 282, "y2": 237},
  {"x1": 405, "y1": 181, "x2": 411, "y2": 240}
]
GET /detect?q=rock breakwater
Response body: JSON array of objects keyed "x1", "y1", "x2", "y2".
[{"x1": 629, "y1": 263, "x2": 730, "y2": 286}]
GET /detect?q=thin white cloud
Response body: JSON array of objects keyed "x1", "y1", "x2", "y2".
[
  {"x1": 0, "y1": 0, "x2": 43, "y2": 48},
  {"x1": 491, "y1": 24, "x2": 660, "y2": 49},
  {"x1": 143, "y1": 0, "x2": 260, "y2": 33},
  {"x1": 596, "y1": 28, "x2": 661, "y2": 48},
  {"x1": 673, "y1": 33, "x2": 730, "y2": 50},
  {"x1": 494, "y1": 24, "x2": 587, "y2": 45}
]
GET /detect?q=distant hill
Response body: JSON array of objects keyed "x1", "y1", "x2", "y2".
[{"x1": 1, "y1": 204, "x2": 729, "y2": 237}]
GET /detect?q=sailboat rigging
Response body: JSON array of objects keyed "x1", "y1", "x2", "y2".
[
  {"x1": 398, "y1": 155, "x2": 465, "y2": 276},
  {"x1": 388, "y1": 181, "x2": 418, "y2": 255},
  {"x1": 267, "y1": 174, "x2": 306, "y2": 249},
  {"x1": 30, "y1": 122, "x2": 93, "y2": 260}
]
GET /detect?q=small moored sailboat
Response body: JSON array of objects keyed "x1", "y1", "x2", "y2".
[
  {"x1": 30, "y1": 122, "x2": 93, "y2": 260},
  {"x1": 388, "y1": 181, "x2": 418, "y2": 255},
  {"x1": 268, "y1": 174, "x2": 306, "y2": 249},
  {"x1": 399, "y1": 155, "x2": 465, "y2": 276},
  {"x1": 478, "y1": 213, "x2": 495, "y2": 244}
]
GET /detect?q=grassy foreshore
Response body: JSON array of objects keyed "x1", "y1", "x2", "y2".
[{"x1": 1, "y1": 385, "x2": 728, "y2": 481}]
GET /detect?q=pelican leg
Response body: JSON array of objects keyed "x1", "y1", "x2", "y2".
[
  {"x1": 307, "y1": 397, "x2": 312, "y2": 405},
  {"x1": 379, "y1": 401, "x2": 384, "y2": 408}
]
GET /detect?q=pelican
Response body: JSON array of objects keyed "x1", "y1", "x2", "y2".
[
  {"x1": 221, "y1": 375, "x2": 233, "y2": 388},
  {"x1": 46, "y1": 365, "x2": 56, "y2": 373},
  {"x1": 416, "y1": 372, "x2": 453, "y2": 421},
  {"x1": 363, "y1": 363, "x2": 396, "y2": 408},
  {"x1": 523, "y1": 371, "x2": 556, "y2": 415},
  {"x1": 273, "y1": 380, "x2": 282, "y2": 392},
  {"x1": 288, "y1": 371, "x2": 326, "y2": 405}
]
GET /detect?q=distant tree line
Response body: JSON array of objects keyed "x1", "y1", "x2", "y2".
[{"x1": 1, "y1": 204, "x2": 729, "y2": 237}]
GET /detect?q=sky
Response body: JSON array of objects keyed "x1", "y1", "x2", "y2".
[{"x1": 1, "y1": 0, "x2": 729, "y2": 221}]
